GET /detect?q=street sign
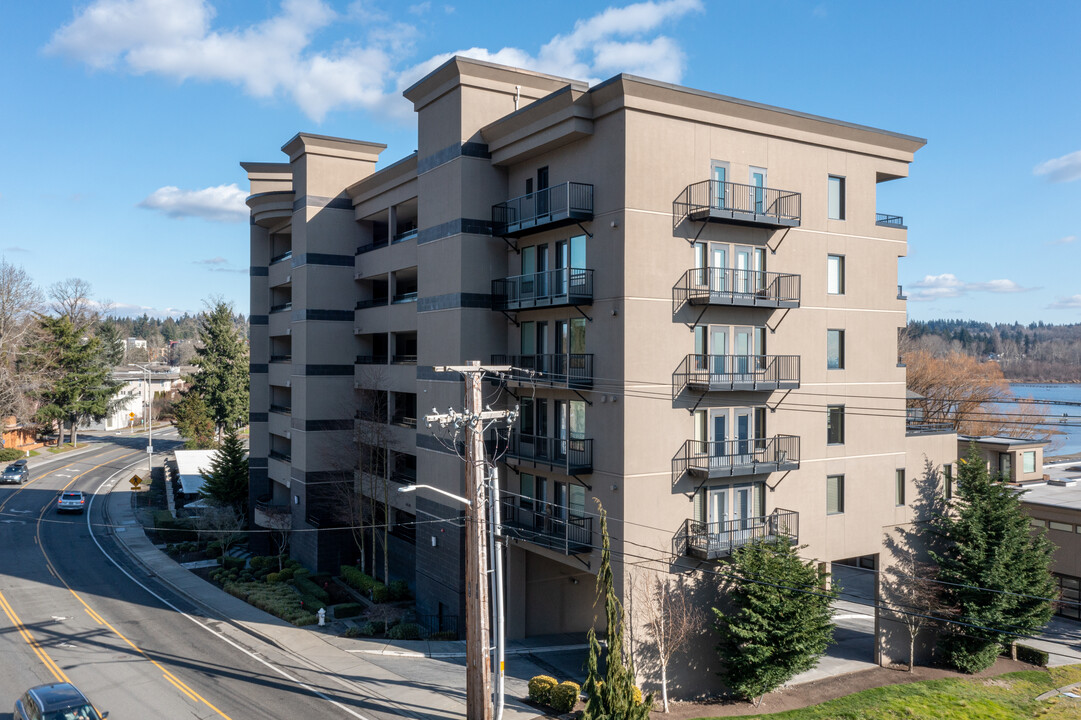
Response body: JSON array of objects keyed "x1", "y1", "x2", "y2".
[
  {"x1": 129, "y1": 412, "x2": 136, "y2": 420},
  {"x1": 129, "y1": 475, "x2": 143, "y2": 488}
]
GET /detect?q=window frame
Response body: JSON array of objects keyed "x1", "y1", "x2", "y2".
[
  {"x1": 1023, "y1": 450, "x2": 1036, "y2": 474},
  {"x1": 895, "y1": 468, "x2": 906, "y2": 506},
  {"x1": 827, "y1": 405, "x2": 845, "y2": 445},
  {"x1": 827, "y1": 254, "x2": 846, "y2": 295},
  {"x1": 827, "y1": 329, "x2": 845, "y2": 370},
  {"x1": 827, "y1": 474, "x2": 845, "y2": 515},
  {"x1": 828, "y1": 175, "x2": 846, "y2": 220}
]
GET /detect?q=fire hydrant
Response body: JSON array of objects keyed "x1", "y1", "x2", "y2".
[{"x1": 317, "y1": 607, "x2": 326, "y2": 627}]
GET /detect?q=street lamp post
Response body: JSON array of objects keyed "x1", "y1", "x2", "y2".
[{"x1": 130, "y1": 364, "x2": 153, "y2": 478}]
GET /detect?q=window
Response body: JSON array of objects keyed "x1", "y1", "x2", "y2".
[
  {"x1": 827, "y1": 475, "x2": 845, "y2": 514},
  {"x1": 1024, "y1": 450, "x2": 1036, "y2": 474},
  {"x1": 999, "y1": 453, "x2": 1013, "y2": 481},
  {"x1": 827, "y1": 255, "x2": 845, "y2": 295},
  {"x1": 828, "y1": 175, "x2": 846, "y2": 220},
  {"x1": 827, "y1": 329, "x2": 845, "y2": 369},
  {"x1": 943, "y1": 464, "x2": 953, "y2": 499},
  {"x1": 1050, "y1": 521, "x2": 1073, "y2": 532},
  {"x1": 895, "y1": 469, "x2": 906, "y2": 506},
  {"x1": 827, "y1": 406, "x2": 845, "y2": 445},
  {"x1": 520, "y1": 473, "x2": 535, "y2": 510}
]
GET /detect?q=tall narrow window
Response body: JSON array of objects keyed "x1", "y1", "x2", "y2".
[
  {"x1": 1023, "y1": 451, "x2": 1036, "y2": 474},
  {"x1": 895, "y1": 469, "x2": 906, "y2": 506},
  {"x1": 827, "y1": 405, "x2": 845, "y2": 445},
  {"x1": 999, "y1": 453, "x2": 1013, "y2": 481},
  {"x1": 828, "y1": 175, "x2": 846, "y2": 220},
  {"x1": 827, "y1": 329, "x2": 845, "y2": 369},
  {"x1": 943, "y1": 464, "x2": 953, "y2": 499},
  {"x1": 827, "y1": 475, "x2": 845, "y2": 514},
  {"x1": 827, "y1": 255, "x2": 845, "y2": 295}
]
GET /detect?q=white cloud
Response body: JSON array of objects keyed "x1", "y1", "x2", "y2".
[
  {"x1": 1049, "y1": 295, "x2": 1081, "y2": 310},
  {"x1": 104, "y1": 302, "x2": 188, "y2": 318},
  {"x1": 1048, "y1": 235, "x2": 1077, "y2": 246},
  {"x1": 193, "y1": 256, "x2": 246, "y2": 273},
  {"x1": 139, "y1": 183, "x2": 247, "y2": 222},
  {"x1": 908, "y1": 273, "x2": 1036, "y2": 302},
  {"x1": 195, "y1": 256, "x2": 228, "y2": 265},
  {"x1": 1034, "y1": 150, "x2": 1081, "y2": 183},
  {"x1": 3, "y1": 246, "x2": 29, "y2": 254},
  {"x1": 47, "y1": 0, "x2": 703, "y2": 121}
]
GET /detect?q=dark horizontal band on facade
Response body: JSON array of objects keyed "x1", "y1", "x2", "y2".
[
  {"x1": 250, "y1": 266, "x2": 269, "y2": 276},
  {"x1": 250, "y1": 363, "x2": 269, "y2": 373},
  {"x1": 291, "y1": 253, "x2": 354, "y2": 267},
  {"x1": 249, "y1": 412, "x2": 269, "y2": 423},
  {"x1": 417, "y1": 217, "x2": 492, "y2": 245},
  {"x1": 289, "y1": 418, "x2": 354, "y2": 432},
  {"x1": 415, "y1": 365, "x2": 465, "y2": 382},
  {"x1": 290, "y1": 308, "x2": 354, "y2": 322},
  {"x1": 417, "y1": 141, "x2": 490, "y2": 174},
  {"x1": 300, "y1": 365, "x2": 355, "y2": 376},
  {"x1": 250, "y1": 315, "x2": 269, "y2": 325},
  {"x1": 292, "y1": 195, "x2": 353, "y2": 212},
  {"x1": 417, "y1": 292, "x2": 493, "y2": 313}
]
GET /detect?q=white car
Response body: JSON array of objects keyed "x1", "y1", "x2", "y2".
[{"x1": 57, "y1": 491, "x2": 87, "y2": 514}]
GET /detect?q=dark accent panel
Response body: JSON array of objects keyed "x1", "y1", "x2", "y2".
[
  {"x1": 291, "y1": 308, "x2": 353, "y2": 322},
  {"x1": 250, "y1": 315, "x2": 269, "y2": 325},
  {"x1": 417, "y1": 217, "x2": 493, "y2": 245},
  {"x1": 414, "y1": 495, "x2": 466, "y2": 622},
  {"x1": 417, "y1": 142, "x2": 491, "y2": 174},
  {"x1": 301, "y1": 365, "x2": 355, "y2": 376},
  {"x1": 250, "y1": 266, "x2": 269, "y2": 276},
  {"x1": 250, "y1": 363, "x2": 269, "y2": 373},
  {"x1": 292, "y1": 195, "x2": 353, "y2": 212},
  {"x1": 287, "y1": 418, "x2": 354, "y2": 432},
  {"x1": 416, "y1": 365, "x2": 463, "y2": 382},
  {"x1": 291, "y1": 469, "x2": 355, "y2": 484},
  {"x1": 250, "y1": 458, "x2": 269, "y2": 469},
  {"x1": 291, "y1": 253, "x2": 354, "y2": 267},
  {"x1": 417, "y1": 292, "x2": 493, "y2": 313},
  {"x1": 461, "y1": 142, "x2": 491, "y2": 159},
  {"x1": 416, "y1": 432, "x2": 459, "y2": 454},
  {"x1": 249, "y1": 412, "x2": 269, "y2": 423}
]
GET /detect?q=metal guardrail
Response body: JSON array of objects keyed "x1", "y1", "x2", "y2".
[
  {"x1": 674, "y1": 354, "x2": 800, "y2": 395},
  {"x1": 269, "y1": 404, "x2": 292, "y2": 415},
  {"x1": 492, "y1": 268, "x2": 594, "y2": 311},
  {"x1": 415, "y1": 614, "x2": 459, "y2": 639},
  {"x1": 897, "y1": 285, "x2": 906, "y2": 300},
  {"x1": 269, "y1": 354, "x2": 292, "y2": 362},
  {"x1": 905, "y1": 421, "x2": 955, "y2": 435},
  {"x1": 268, "y1": 450, "x2": 292, "y2": 463},
  {"x1": 391, "y1": 354, "x2": 417, "y2": 365},
  {"x1": 355, "y1": 355, "x2": 389, "y2": 365},
  {"x1": 491, "y1": 353, "x2": 593, "y2": 388},
  {"x1": 503, "y1": 431, "x2": 593, "y2": 474},
  {"x1": 393, "y1": 228, "x2": 418, "y2": 243},
  {"x1": 392, "y1": 292, "x2": 418, "y2": 304},
  {"x1": 269, "y1": 250, "x2": 293, "y2": 264},
  {"x1": 391, "y1": 415, "x2": 418, "y2": 428},
  {"x1": 674, "y1": 179, "x2": 801, "y2": 228},
  {"x1": 675, "y1": 435, "x2": 800, "y2": 479},
  {"x1": 501, "y1": 499, "x2": 593, "y2": 555},
  {"x1": 356, "y1": 238, "x2": 389, "y2": 255},
  {"x1": 680, "y1": 509, "x2": 798, "y2": 560},
  {"x1": 269, "y1": 302, "x2": 293, "y2": 313},
  {"x1": 673, "y1": 267, "x2": 800, "y2": 310},
  {"x1": 492, "y1": 181, "x2": 594, "y2": 237},
  {"x1": 876, "y1": 213, "x2": 905, "y2": 227},
  {"x1": 356, "y1": 297, "x2": 388, "y2": 310}
]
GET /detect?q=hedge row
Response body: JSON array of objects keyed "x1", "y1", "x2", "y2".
[{"x1": 528, "y1": 676, "x2": 581, "y2": 714}]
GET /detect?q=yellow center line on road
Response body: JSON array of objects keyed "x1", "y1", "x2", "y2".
[{"x1": 0, "y1": 589, "x2": 70, "y2": 684}]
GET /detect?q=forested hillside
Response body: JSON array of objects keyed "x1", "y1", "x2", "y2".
[{"x1": 906, "y1": 320, "x2": 1081, "y2": 382}]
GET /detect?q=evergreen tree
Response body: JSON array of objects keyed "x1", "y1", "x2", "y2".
[
  {"x1": 95, "y1": 318, "x2": 125, "y2": 367},
  {"x1": 173, "y1": 390, "x2": 217, "y2": 449},
  {"x1": 714, "y1": 538, "x2": 837, "y2": 705},
  {"x1": 189, "y1": 300, "x2": 248, "y2": 437},
  {"x1": 582, "y1": 502, "x2": 651, "y2": 720},
  {"x1": 929, "y1": 444, "x2": 1056, "y2": 673},
  {"x1": 199, "y1": 427, "x2": 249, "y2": 513},
  {"x1": 28, "y1": 315, "x2": 122, "y2": 446}
]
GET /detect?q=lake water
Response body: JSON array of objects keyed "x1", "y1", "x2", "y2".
[{"x1": 1009, "y1": 383, "x2": 1081, "y2": 457}]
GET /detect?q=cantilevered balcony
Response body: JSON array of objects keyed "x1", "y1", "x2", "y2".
[
  {"x1": 673, "y1": 267, "x2": 800, "y2": 311},
  {"x1": 492, "y1": 268, "x2": 594, "y2": 311},
  {"x1": 674, "y1": 354, "x2": 800, "y2": 394},
  {"x1": 674, "y1": 179, "x2": 800, "y2": 228},
  {"x1": 680, "y1": 509, "x2": 798, "y2": 560},
  {"x1": 492, "y1": 182, "x2": 594, "y2": 238},
  {"x1": 491, "y1": 353, "x2": 593, "y2": 389},
  {"x1": 876, "y1": 213, "x2": 906, "y2": 229},
  {"x1": 253, "y1": 495, "x2": 292, "y2": 531},
  {"x1": 675, "y1": 436, "x2": 799, "y2": 479},
  {"x1": 501, "y1": 499, "x2": 593, "y2": 555},
  {"x1": 502, "y1": 431, "x2": 593, "y2": 474}
]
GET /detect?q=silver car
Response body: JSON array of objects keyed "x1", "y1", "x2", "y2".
[
  {"x1": 1, "y1": 461, "x2": 28, "y2": 484},
  {"x1": 57, "y1": 490, "x2": 87, "y2": 514}
]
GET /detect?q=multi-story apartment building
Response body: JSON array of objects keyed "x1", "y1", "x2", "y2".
[{"x1": 243, "y1": 57, "x2": 956, "y2": 691}]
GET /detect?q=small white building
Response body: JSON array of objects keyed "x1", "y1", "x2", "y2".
[{"x1": 89, "y1": 366, "x2": 183, "y2": 431}]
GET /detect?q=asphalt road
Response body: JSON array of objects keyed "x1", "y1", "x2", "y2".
[{"x1": 0, "y1": 435, "x2": 407, "y2": 720}]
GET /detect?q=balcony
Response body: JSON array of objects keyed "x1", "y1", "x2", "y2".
[
  {"x1": 492, "y1": 268, "x2": 594, "y2": 312},
  {"x1": 674, "y1": 179, "x2": 801, "y2": 228},
  {"x1": 675, "y1": 436, "x2": 799, "y2": 479},
  {"x1": 876, "y1": 213, "x2": 906, "y2": 229},
  {"x1": 674, "y1": 354, "x2": 800, "y2": 394},
  {"x1": 270, "y1": 250, "x2": 293, "y2": 265},
  {"x1": 673, "y1": 267, "x2": 800, "y2": 311},
  {"x1": 501, "y1": 499, "x2": 593, "y2": 555},
  {"x1": 270, "y1": 302, "x2": 293, "y2": 314},
  {"x1": 492, "y1": 181, "x2": 594, "y2": 238},
  {"x1": 897, "y1": 285, "x2": 907, "y2": 300},
  {"x1": 356, "y1": 355, "x2": 389, "y2": 365},
  {"x1": 356, "y1": 297, "x2": 389, "y2": 310},
  {"x1": 392, "y1": 291, "x2": 418, "y2": 304},
  {"x1": 269, "y1": 354, "x2": 292, "y2": 363},
  {"x1": 268, "y1": 449, "x2": 292, "y2": 463},
  {"x1": 391, "y1": 354, "x2": 417, "y2": 365},
  {"x1": 393, "y1": 228, "x2": 419, "y2": 244},
  {"x1": 254, "y1": 495, "x2": 292, "y2": 531},
  {"x1": 491, "y1": 353, "x2": 593, "y2": 389},
  {"x1": 679, "y1": 509, "x2": 798, "y2": 560},
  {"x1": 502, "y1": 431, "x2": 593, "y2": 474},
  {"x1": 905, "y1": 420, "x2": 955, "y2": 437},
  {"x1": 269, "y1": 404, "x2": 292, "y2": 415}
]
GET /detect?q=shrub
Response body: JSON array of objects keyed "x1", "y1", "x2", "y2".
[
  {"x1": 294, "y1": 613, "x2": 318, "y2": 626},
  {"x1": 1016, "y1": 644, "x2": 1050, "y2": 667},
  {"x1": 340, "y1": 565, "x2": 377, "y2": 593},
  {"x1": 266, "y1": 572, "x2": 281, "y2": 583},
  {"x1": 249, "y1": 555, "x2": 268, "y2": 570},
  {"x1": 389, "y1": 580, "x2": 411, "y2": 601},
  {"x1": 297, "y1": 593, "x2": 326, "y2": 612},
  {"x1": 632, "y1": 686, "x2": 643, "y2": 706},
  {"x1": 294, "y1": 575, "x2": 330, "y2": 604},
  {"x1": 356, "y1": 622, "x2": 377, "y2": 637},
  {"x1": 334, "y1": 603, "x2": 365, "y2": 619},
  {"x1": 0, "y1": 448, "x2": 24, "y2": 462},
  {"x1": 204, "y1": 542, "x2": 223, "y2": 559},
  {"x1": 278, "y1": 567, "x2": 296, "y2": 582},
  {"x1": 387, "y1": 622, "x2": 423, "y2": 640},
  {"x1": 343, "y1": 626, "x2": 362, "y2": 638},
  {"x1": 942, "y1": 635, "x2": 1002, "y2": 674},
  {"x1": 221, "y1": 555, "x2": 245, "y2": 570},
  {"x1": 550, "y1": 681, "x2": 581, "y2": 713},
  {"x1": 372, "y1": 583, "x2": 390, "y2": 604},
  {"x1": 528, "y1": 676, "x2": 558, "y2": 705}
]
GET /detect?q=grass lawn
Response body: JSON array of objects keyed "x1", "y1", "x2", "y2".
[
  {"x1": 697, "y1": 666, "x2": 1081, "y2": 720},
  {"x1": 46, "y1": 443, "x2": 83, "y2": 454}
]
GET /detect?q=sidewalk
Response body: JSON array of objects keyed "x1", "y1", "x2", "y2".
[{"x1": 102, "y1": 473, "x2": 583, "y2": 720}]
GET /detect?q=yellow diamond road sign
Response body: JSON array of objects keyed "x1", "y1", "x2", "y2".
[
  {"x1": 129, "y1": 412, "x2": 136, "y2": 419},
  {"x1": 129, "y1": 475, "x2": 143, "y2": 488}
]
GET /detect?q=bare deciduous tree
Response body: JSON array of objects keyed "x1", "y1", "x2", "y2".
[
  {"x1": 194, "y1": 502, "x2": 246, "y2": 556},
  {"x1": 881, "y1": 538, "x2": 946, "y2": 671},
  {"x1": 48, "y1": 277, "x2": 98, "y2": 331},
  {"x1": 0, "y1": 259, "x2": 43, "y2": 419},
  {"x1": 633, "y1": 570, "x2": 704, "y2": 712}
]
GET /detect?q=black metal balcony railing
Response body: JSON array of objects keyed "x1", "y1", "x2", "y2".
[
  {"x1": 393, "y1": 228, "x2": 419, "y2": 244},
  {"x1": 269, "y1": 354, "x2": 292, "y2": 363},
  {"x1": 673, "y1": 267, "x2": 800, "y2": 310},
  {"x1": 269, "y1": 404, "x2": 292, "y2": 415},
  {"x1": 897, "y1": 285, "x2": 907, "y2": 300},
  {"x1": 674, "y1": 179, "x2": 801, "y2": 228},
  {"x1": 492, "y1": 181, "x2": 594, "y2": 237},
  {"x1": 680, "y1": 509, "x2": 799, "y2": 560},
  {"x1": 876, "y1": 213, "x2": 906, "y2": 228},
  {"x1": 269, "y1": 302, "x2": 293, "y2": 313},
  {"x1": 392, "y1": 354, "x2": 417, "y2": 365},
  {"x1": 675, "y1": 436, "x2": 800, "y2": 479},
  {"x1": 268, "y1": 450, "x2": 292, "y2": 463},
  {"x1": 502, "y1": 431, "x2": 593, "y2": 474},
  {"x1": 492, "y1": 268, "x2": 594, "y2": 312},
  {"x1": 501, "y1": 499, "x2": 593, "y2": 555},
  {"x1": 491, "y1": 353, "x2": 593, "y2": 388},
  {"x1": 356, "y1": 237, "x2": 389, "y2": 255},
  {"x1": 674, "y1": 354, "x2": 800, "y2": 394},
  {"x1": 392, "y1": 291, "x2": 418, "y2": 304},
  {"x1": 356, "y1": 297, "x2": 389, "y2": 310},
  {"x1": 269, "y1": 250, "x2": 293, "y2": 265},
  {"x1": 355, "y1": 355, "x2": 389, "y2": 365},
  {"x1": 905, "y1": 420, "x2": 955, "y2": 436}
]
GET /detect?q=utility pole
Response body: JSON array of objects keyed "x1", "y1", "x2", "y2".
[{"x1": 424, "y1": 361, "x2": 514, "y2": 720}]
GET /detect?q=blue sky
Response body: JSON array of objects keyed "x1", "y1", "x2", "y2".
[{"x1": 1, "y1": 0, "x2": 1079, "y2": 323}]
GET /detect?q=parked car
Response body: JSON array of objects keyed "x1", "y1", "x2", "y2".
[
  {"x1": 1, "y1": 461, "x2": 28, "y2": 484},
  {"x1": 57, "y1": 490, "x2": 87, "y2": 514},
  {"x1": 14, "y1": 682, "x2": 105, "y2": 719}
]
